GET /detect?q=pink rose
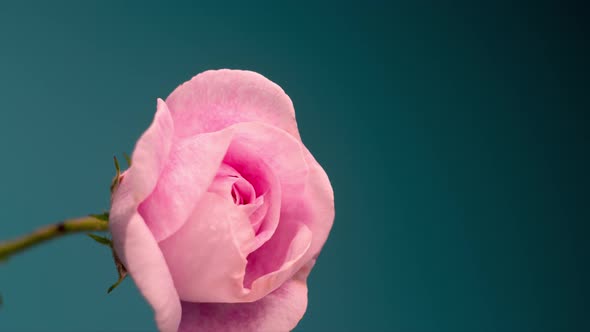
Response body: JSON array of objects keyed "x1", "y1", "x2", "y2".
[{"x1": 110, "y1": 70, "x2": 334, "y2": 332}]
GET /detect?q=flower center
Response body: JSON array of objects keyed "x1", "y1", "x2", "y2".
[
  {"x1": 230, "y1": 177, "x2": 255, "y2": 205},
  {"x1": 208, "y1": 164, "x2": 266, "y2": 234}
]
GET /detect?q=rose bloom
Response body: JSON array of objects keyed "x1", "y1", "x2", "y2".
[{"x1": 110, "y1": 70, "x2": 334, "y2": 332}]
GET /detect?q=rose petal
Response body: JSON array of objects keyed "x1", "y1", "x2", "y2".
[
  {"x1": 178, "y1": 270, "x2": 310, "y2": 332},
  {"x1": 245, "y1": 151, "x2": 334, "y2": 292},
  {"x1": 110, "y1": 177, "x2": 181, "y2": 332},
  {"x1": 242, "y1": 195, "x2": 266, "y2": 233},
  {"x1": 245, "y1": 223, "x2": 312, "y2": 297},
  {"x1": 207, "y1": 167, "x2": 266, "y2": 232},
  {"x1": 204, "y1": 164, "x2": 243, "y2": 203},
  {"x1": 210, "y1": 122, "x2": 316, "y2": 297},
  {"x1": 166, "y1": 70, "x2": 301, "y2": 140},
  {"x1": 221, "y1": 122, "x2": 309, "y2": 255},
  {"x1": 110, "y1": 99, "x2": 181, "y2": 331},
  {"x1": 139, "y1": 128, "x2": 235, "y2": 242},
  {"x1": 224, "y1": 122, "x2": 308, "y2": 203},
  {"x1": 126, "y1": 98, "x2": 174, "y2": 203},
  {"x1": 295, "y1": 150, "x2": 335, "y2": 259},
  {"x1": 158, "y1": 192, "x2": 255, "y2": 303},
  {"x1": 207, "y1": 164, "x2": 256, "y2": 206},
  {"x1": 222, "y1": 154, "x2": 281, "y2": 254}
]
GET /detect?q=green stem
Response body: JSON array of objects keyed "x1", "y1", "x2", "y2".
[{"x1": 0, "y1": 216, "x2": 109, "y2": 261}]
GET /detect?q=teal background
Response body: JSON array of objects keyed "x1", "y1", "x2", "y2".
[{"x1": 1, "y1": 1, "x2": 588, "y2": 331}]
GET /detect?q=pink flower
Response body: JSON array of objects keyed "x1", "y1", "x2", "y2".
[{"x1": 110, "y1": 70, "x2": 334, "y2": 332}]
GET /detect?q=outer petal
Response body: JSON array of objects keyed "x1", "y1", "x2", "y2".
[
  {"x1": 295, "y1": 150, "x2": 335, "y2": 259},
  {"x1": 110, "y1": 177, "x2": 181, "y2": 332},
  {"x1": 110, "y1": 99, "x2": 181, "y2": 331},
  {"x1": 125, "y1": 98, "x2": 174, "y2": 203},
  {"x1": 139, "y1": 128, "x2": 235, "y2": 242},
  {"x1": 178, "y1": 264, "x2": 312, "y2": 332},
  {"x1": 166, "y1": 69, "x2": 301, "y2": 140}
]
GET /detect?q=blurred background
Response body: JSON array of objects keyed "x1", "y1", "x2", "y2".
[{"x1": 0, "y1": 1, "x2": 588, "y2": 331}]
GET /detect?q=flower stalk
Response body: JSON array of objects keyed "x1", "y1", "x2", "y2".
[{"x1": 0, "y1": 215, "x2": 109, "y2": 261}]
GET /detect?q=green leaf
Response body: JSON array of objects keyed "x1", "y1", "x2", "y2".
[
  {"x1": 123, "y1": 152, "x2": 132, "y2": 167},
  {"x1": 110, "y1": 156, "x2": 122, "y2": 193},
  {"x1": 87, "y1": 233, "x2": 112, "y2": 246},
  {"x1": 90, "y1": 212, "x2": 109, "y2": 222},
  {"x1": 107, "y1": 249, "x2": 128, "y2": 293},
  {"x1": 113, "y1": 155, "x2": 121, "y2": 174},
  {"x1": 107, "y1": 276, "x2": 125, "y2": 293}
]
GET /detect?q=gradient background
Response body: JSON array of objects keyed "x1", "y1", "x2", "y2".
[{"x1": 0, "y1": 1, "x2": 588, "y2": 331}]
